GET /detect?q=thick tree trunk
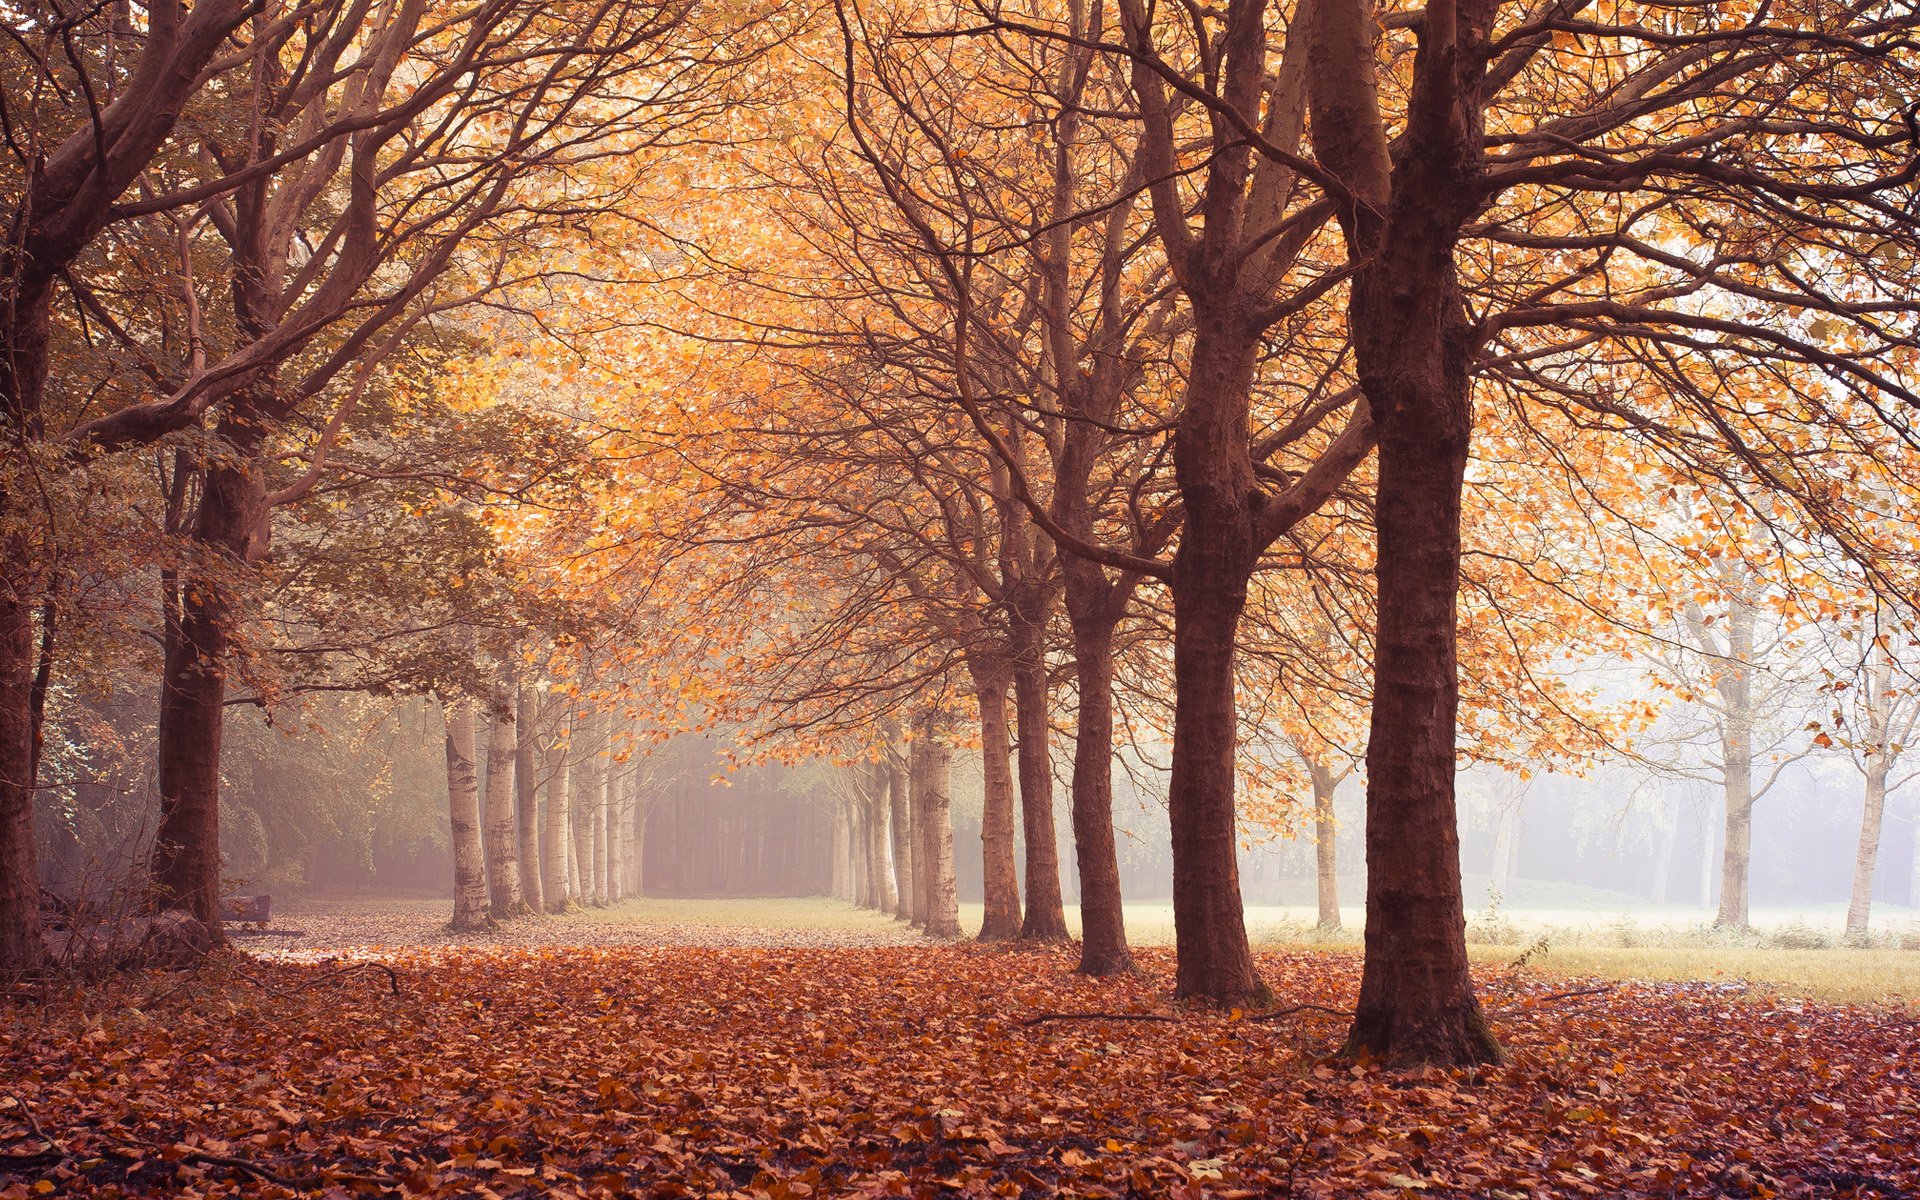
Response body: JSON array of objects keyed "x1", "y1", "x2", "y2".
[
  {"x1": 888, "y1": 751, "x2": 913, "y2": 921},
  {"x1": 1167, "y1": 568, "x2": 1263, "y2": 1002},
  {"x1": 921, "y1": 733, "x2": 961, "y2": 938},
  {"x1": 1012, "y1": 637, "x2": 1068, "y2": 940},
  {"x1": 1310, "y1": 760, "x2": 1341, "y2": 930},
  {"x1": 444, "y1": 697, "x2": 491, "y2": 931},
  {"x1": 1064, "y1": 604, "x2": 1132, "y2": 974},
  {"x1": 1161, "y1": 316, "x2": 1266, "y2": 1004},
  {"x1": 152, "y1": 439, "x2": 268, "y2": 932},
  {"x1": 1345, "y1": 234, "x2": 1500, "y2": 1066},
  {"x1": 971, "y1": 667, "x2": 1023, "y2": 939},
  {"x1": 484, "y1": 668, "x2": 525, "y2": 917},
  {"x1": 0, "y1": 590, "x2": 43, "y2": 972}
]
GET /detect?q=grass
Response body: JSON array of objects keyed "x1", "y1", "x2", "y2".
[
  {"x1": 288, "y1": 891, "x2": 1919, "y2": 1008},
  {"x1": 1469, "y1": 943, "x2": 1920, "y2": 1007}
]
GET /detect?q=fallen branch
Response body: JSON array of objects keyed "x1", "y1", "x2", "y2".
[
  {"x1": 292, "y1": 962, "x2": 402, "y2": 998},
  {"x1": 1493, "y1": 985, "x2": 1616, "y2": 1013},
  {"x1": 1020, "y1": 1011, "x2": 1178, "y2": 1027},
  {"x1": 1246, "y1": 1003, "x2": 1352, "y2": 1022}
]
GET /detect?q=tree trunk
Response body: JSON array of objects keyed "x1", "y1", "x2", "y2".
[
  {"x1": 591, "y1": 752, "x2": 610, "y2": 907},
  {"x1": 514, "y1": 681, "x2": 545, "y2": 914},
  {"x1": 1717, "y1": 737, "x2": 1755, "y2": 926},
  {"x1": 1310, "y1": 760, "x2": 1341, "y2": 931},
  {"x1": 0, "y1": 590, "x2": 42, "y2": 972},
  {"x1": 1490, "y1": 796, "x2": 1520, "y2": 892},
  {"x1": 1701, "y1": 590, "x2": 1759, "y2": 929},
  {"x1": 443, "y1": 697, "x2": 491, "y2": 931},
  {"x1": 1061, "y1": 554, "x2": 1135, "y2": 974},
  {"x1": 908, "y1": 739, "x2": 931, "y2": 927},
  {"x1": 1166, "y1": 463, "x2": 1264, "y2": 1002},
  {"x1": 152, "y1": 435, "x2": 268, "y2": 932},
  {"x1": 630, "y1": 795, "x2": 648, "y2": 897},
  {"x1": 1847, "y1": 757, "x2": 1889, "y2": 937},
  {"x1": 571, "y1": 714, "x2": 599, "y2": 906},
  {"x1": 832, "y1": 801, "x2": 851, "y2": 900},
  {"x1": 921, "y1": 732, "x2": 961, "y2": 938},
  {"x1": 1013, "y1": 638, "x2": 1068, "y2": 940},
  {"x1": 869, "y1": 765, "x2": 897, "y2": 912},
  {"x1": 1651, "y1": 808, "x2": 1679, "y2": 906},
  {"x1": 1343, "y1": 149, "x2": 1500, "y2": 1065},
  {"x1": 541, "y1": 720, "x2": 572, "y2": 913},
  {"x1": 971, "y1": 666, "x2": 1023, "y2": 939},
  {"x1": 484, "y1": 667, "x2": 525, "y2": 917},
  {"x1": 888, "y1": 751, "x2": 913, "y2": 921}
]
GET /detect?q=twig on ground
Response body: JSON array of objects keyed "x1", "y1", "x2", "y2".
[
  {"x1": 1246, "y1": 1003, "x2": 1353, "y2": 1022},
  {"x1": 1020, "y1": 1011, "x2": 1178, "y2": 1027},
  {"x1": 1492, "y1": 984, "x2": 1616, "y2": 1013}
]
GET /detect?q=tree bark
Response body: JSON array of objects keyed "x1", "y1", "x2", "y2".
[
  {"x1": 921, "y1": 731, "x2": 961, "y2": 938},
  {"x1": 0, "y1": 594, "x2": 40, "y2": 971},
  {"x1": 484, "y1": 666, "x2": 526, "y2": 917},
  {"x1": 908, "y1": 739, "x2": 931, "y2": 928},
  {"x1": 1063, "y1": 602, "x2": 1133, "y2": 974},
  {"x1": 971, "y1": 664, "x2": 1023, "y2": 939},
  {"x1": 1846, "y1": 654, "x2": 1893, "y2": 936},
  {"x1": 152, "y1": 425, "x2": 270, "y2": 931},
  {"x1": 541, "y1": 709, "x2": 573, "y2": 912},
  {"x1": 869, "y1": 763, "x2": 897, "y2": 912},
  {"x1": 515, "y1": 681, "x2": 545, "y2": 914},
  {"x1": 1714, "y1": 599, "x2": 1757, "y2": 929},
  {"x1": 1166, "y1": 531, "x2": 1265, "y2": 1002},
  {"x1": 1310, "y1": 759, "x2": 1341, "y2": 930},
  {"x1": 888, "y1": 749, "x2": 913, "y2": 921},
  {"x1": 443, "y1": 697, "x2": 491, "y2": 931},
  {"x1": 1012, "y1": 632, "x2": 1069, "y2": 940}
]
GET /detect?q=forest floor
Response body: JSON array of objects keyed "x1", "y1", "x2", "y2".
[{"x1": 3, "y1": 898, "x2": 1917, "y2": 1198}]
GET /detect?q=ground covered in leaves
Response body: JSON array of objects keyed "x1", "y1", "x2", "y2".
[{"x1": 3, "y1": 944, "x2": 1916, "y2": 1199}]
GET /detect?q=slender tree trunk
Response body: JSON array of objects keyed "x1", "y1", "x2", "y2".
[
  {"x1": 592, "y1": 754, "x2": 610, "y2": 907},
  {"x1": 630, "y1": 796, "x2": 648, "y2": 897},
  {"x1": 514, "y1": 682, "x2": 544, "y2": 914},
  {"x1": 870, "y1": 764, "x2": 897, "y2": 912},
  {"x1": 1716, "y1": 723, "x2": 1755, "y2": 928},
  {"x1": 888, "y1": 751, "x2": 912, "y2": 921},
  {"x1": 484, "y1": 667, "x2": 525, "y2": 917},
  {"x1": 921, "y1": 731, "x2": 961, "y2": 938},
  {"x1": 1310, "y1": 760, "x2": 1341, "y2": 931},
  {"x1": 1847, "y1": 756, "x2": 1889, "y2": 936},
  {"x1": 1652, "y1": 809, "x2": 1679, "y2": 906},
  {"x1": 832, "y1": 801, "x2": 851, "y2": 900},
  {"x1": 972, "y1": 665, "x2": 1023, "y2": 939},
  {"x1": 1012, "y1": 637, "x2": 1068, "y2": 940},
  {"x1": 443, "y1": 697, "x2": 491, "y2": 931},
  {"x1": 152, "y1": 434, "x2": 269, "y2": 931},
  {"x1": 1699, "y1": 812, "x2": 1717, "y2": 909},
  {"x1": 1490, "y1": 797, "x2": 1520, "y2": 892},
  {"x1": 541, "y1": 717, "x2": 572, "y2": 913},
  {"x1": 907, "y1": 739, "x2": 931, "y2": 927},
  {"x1": 1846, "y1": 647, "x2": 1895, "y2": 936}
]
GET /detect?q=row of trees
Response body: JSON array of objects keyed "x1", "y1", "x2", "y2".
[{"x1": 8, "y1": 0, "x2": 1920, "y2": 1070}]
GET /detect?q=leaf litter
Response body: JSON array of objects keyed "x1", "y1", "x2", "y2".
[{"x1": 2, "y1": 935, "x2": 1915, "y2": 1198}]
